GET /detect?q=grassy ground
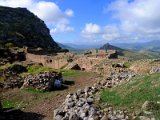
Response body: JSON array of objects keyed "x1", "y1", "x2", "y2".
[
  {"x1": 1, "y1": 88, "x2": 59, "y2": 109},
  {"x1": 101, "y1": 73, "x2": 160, "y2": 118},
  {"x1": 0, "y1": 63, "x2": 13, "y2": 70}
]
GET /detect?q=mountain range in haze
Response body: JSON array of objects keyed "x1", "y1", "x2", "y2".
[
  {"x1": 59, "y1": 40, "x2": 160, "y2": 58},
  {"x1": 59, "y1": 40, "x2": 160, "y2": 52}
]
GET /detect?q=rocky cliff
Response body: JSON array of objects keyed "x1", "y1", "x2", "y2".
[{"x1": 0, "y1": 6, "x2": 61, "y2": 53}]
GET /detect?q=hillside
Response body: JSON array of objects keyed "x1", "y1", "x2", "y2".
[
  {"x1": 114, "y1": 40, "x2": 160, "y2": 58},
  {"x1": 100, "y1": 43, "x2": 152, "y2": 60},
  {"x1": 0, "y1": 6, "x2": 61, "y2": 53},
  {"x1": 101, "y1": 73, "x2": 160, "y2": 119}
]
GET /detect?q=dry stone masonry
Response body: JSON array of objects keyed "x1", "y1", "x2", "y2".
[
  {"x1": 1, "y1": 70, "x2": 62, "y2": 91},
  {"x1": 22, "y1": 71, "x2": 58, "y2": 91}
]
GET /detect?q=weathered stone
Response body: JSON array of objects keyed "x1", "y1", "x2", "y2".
[
  {"x1": 69, "y1": 112, "x2": 79, "y2": 120},
  {"x1": 87, "y1": 97, "x2": 94, "y2": 104},
  {"x1": 139, "y1": 116, "x2": 150, "y2": 120},
  {"x1": 54, "y1": 115, "x2": 63, "y2": 120},
  {"x1": 101, "y1": 115, "x2": 108, "y2": 120},
  {"x1": 142, "y1": 101, "x2": 155, "y2": 110}
]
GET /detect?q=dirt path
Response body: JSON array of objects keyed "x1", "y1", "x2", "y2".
[{"x1": 26, "y1": 73, "x2": 98, "y2": 120}]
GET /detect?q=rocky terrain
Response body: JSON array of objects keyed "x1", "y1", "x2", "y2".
[
  {"x1": 0, "y1": 6, "x2": 61, "y2": 53},
  {"x1": 53, "y1": 68, "x2": 136, "y2": 120}
]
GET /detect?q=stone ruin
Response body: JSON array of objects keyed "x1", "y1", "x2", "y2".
[
  {"x1": 54, "y1": 69, "x2": 136, "y2": 120},
  {"x1": 22, "y1": 71, "x2": 59, "y2": 91},
  {"x1": 0, "y1": 64, "x2": 63, "y2": 91},
  {"x1": 84, "y1": 49, "x2": 118, "y2": 59}
]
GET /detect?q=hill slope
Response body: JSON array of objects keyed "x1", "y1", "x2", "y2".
[
  {"x1": 0, "y1": 6, "x2": 61, "y2": 53},
  {"x1": 114, "y1": 41, "x2": 160, "y2": 58},
  {"x1": 100, "y1": 43, "x2": 152, "y2": 60},
  {"x1": 101, "y1": 73, "x2": 160, "y2": 119}
]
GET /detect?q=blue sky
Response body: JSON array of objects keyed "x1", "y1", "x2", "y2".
[
  {"x1": 50, "y1": 0, "x2": 116, "y2": 44},
  {"x1": 1, "y1": 0, "x2": 160, "y2": 45}
]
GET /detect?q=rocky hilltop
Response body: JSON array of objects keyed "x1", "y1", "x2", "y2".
[
  {"x1": 0, "y1": 6, "x2": 61, "y2": 53},
  {"x1": 100, "y1": 43, "x2": 120, "y2": 50}
]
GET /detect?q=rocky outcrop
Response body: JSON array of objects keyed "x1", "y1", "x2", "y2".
[
  {"x1": 0, "y1": 48, "x2": 26, "y2": 63},
  {"x1": 0, "y1": 6, "x2": 61, "y2": 53}
]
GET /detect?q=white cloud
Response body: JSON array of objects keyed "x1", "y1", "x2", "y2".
[
  {"x1": 81, "y1": 23, "x2": 101, "y2": 39},
  {"x1": 102, "y1": 25, "x2": 121, "y2": 41},
  {"x1": 105, "y1": 0, "x2": 160, "y2": 41},
  {"x1": 82, "y1": 0, "x2": 160, "y2": 42},
  {"x1": 65, "y1": 9, "x2": 74, "y2": 17},
  {"x1": 0, "y1": 0, "x2": 74, "y2": 33}
]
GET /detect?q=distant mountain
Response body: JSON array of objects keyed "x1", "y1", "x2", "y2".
[
  {"x1": 100, "y1": 43, "x2": 153, "y2": 60},
  {"x1": 99, "y1": 43, "x2": 121, "y2": 50},
  {"x1": 58, "y1": 42, "x2": 73, "y2": 49},
  {"x1": 114, "y1": 40, "x2": 160, "y2": 52},
  {"x1": 113, "y1": 40, "x2": 160, "y2": 58}
]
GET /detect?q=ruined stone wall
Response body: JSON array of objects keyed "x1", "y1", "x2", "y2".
[
  {"x1": 75, "y1": 56, "x2": 105, "y2": 71},
  {"x1": 26, "y1": 53, "x2": 69, "y2": 69}
]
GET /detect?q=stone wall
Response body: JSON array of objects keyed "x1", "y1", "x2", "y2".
[
  {"x1": 26, "y1": 53, "x2": 70, "y2": 69},
  {"x1": 73, "y1": 56, "x2": 105, "y2": 71}
]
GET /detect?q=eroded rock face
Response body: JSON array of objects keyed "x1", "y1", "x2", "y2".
[{"x1": 0, "y1": 6, "x2": 61, "y2": 53}]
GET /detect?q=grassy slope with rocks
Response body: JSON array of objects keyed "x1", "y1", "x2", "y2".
[{"x1": 101, "y1": 73, "x2": 160, "y2": 119}]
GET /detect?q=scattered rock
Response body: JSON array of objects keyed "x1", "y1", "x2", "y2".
[{"x1": 141, "y1": 101, "x2": 155, "y2": 111}]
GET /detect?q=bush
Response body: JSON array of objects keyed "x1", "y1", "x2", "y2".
[{"x1": 5, "y1": 42, "x2": 14, "y2": 48}]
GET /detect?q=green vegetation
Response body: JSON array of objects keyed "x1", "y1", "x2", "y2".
[
  {"x1": 4, "y1": 42, "x2": 14, "y2": 48},
  {"x1": 20, "y1": 65, "x2": 85, "y2": 77},
  {"x1": 123, "y1": 61, "x2": 132, "y2": 68},
  {"x1": 60, "y1": 69, "x2": 86, "y2": 77},
  {"x1": 2, "y1": 88, "x2": 58, "y2": 109},
  {"x1": 2, "y1": 100, "x2": 25, "y2": 109},
  {"x1": 21, "y1": 65, "x2": 54, "y2": 76},
  {"x1": 0, "y1": 63, "x2": 13, "y2": 70},
  {"x1": 118, "y1": 49, "x2": 152, "y2": 60},
  {"x1": 101, "y1": 73, "x2": 160, "y2": 118},
  {"x1": 0, "y1": 63, "x2": 88, "y2": 78}
]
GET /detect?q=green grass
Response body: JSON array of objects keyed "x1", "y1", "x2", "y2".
[
  {"x1": 2, "y1": 100, "x2": 25, "y2": 109},
  {"x1": 60, "y1": 69, "x2": 86, "y2": 77},
  {"x1": 101, "y1": 73, "x2": 160, "y2": 118},
  {"x1": 0, "y1": 63, "x2": 13, "y2": 70},
  {"x1": 20, "y1": 65, "x2": 85, "y2": 78},
  {"x1": 123, "y1": 61, "x2": 132, "y2": 68},
  {"x1": 20, "y1": 65, "x2": 55, "y2": 76},
  {"x1": 2, "y1": 88, "x2": 59, "y2": 110}
]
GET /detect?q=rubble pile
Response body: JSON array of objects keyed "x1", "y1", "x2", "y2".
[
  {"x1": 3, "y1": 75, "x2": 24, "y2": 89},
  {"x1": 22, "y1": 72, "x2": 58, "y2": 91},
  {"x1": 99, "y1": 69, "x2": 136, "y2": 88}
]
